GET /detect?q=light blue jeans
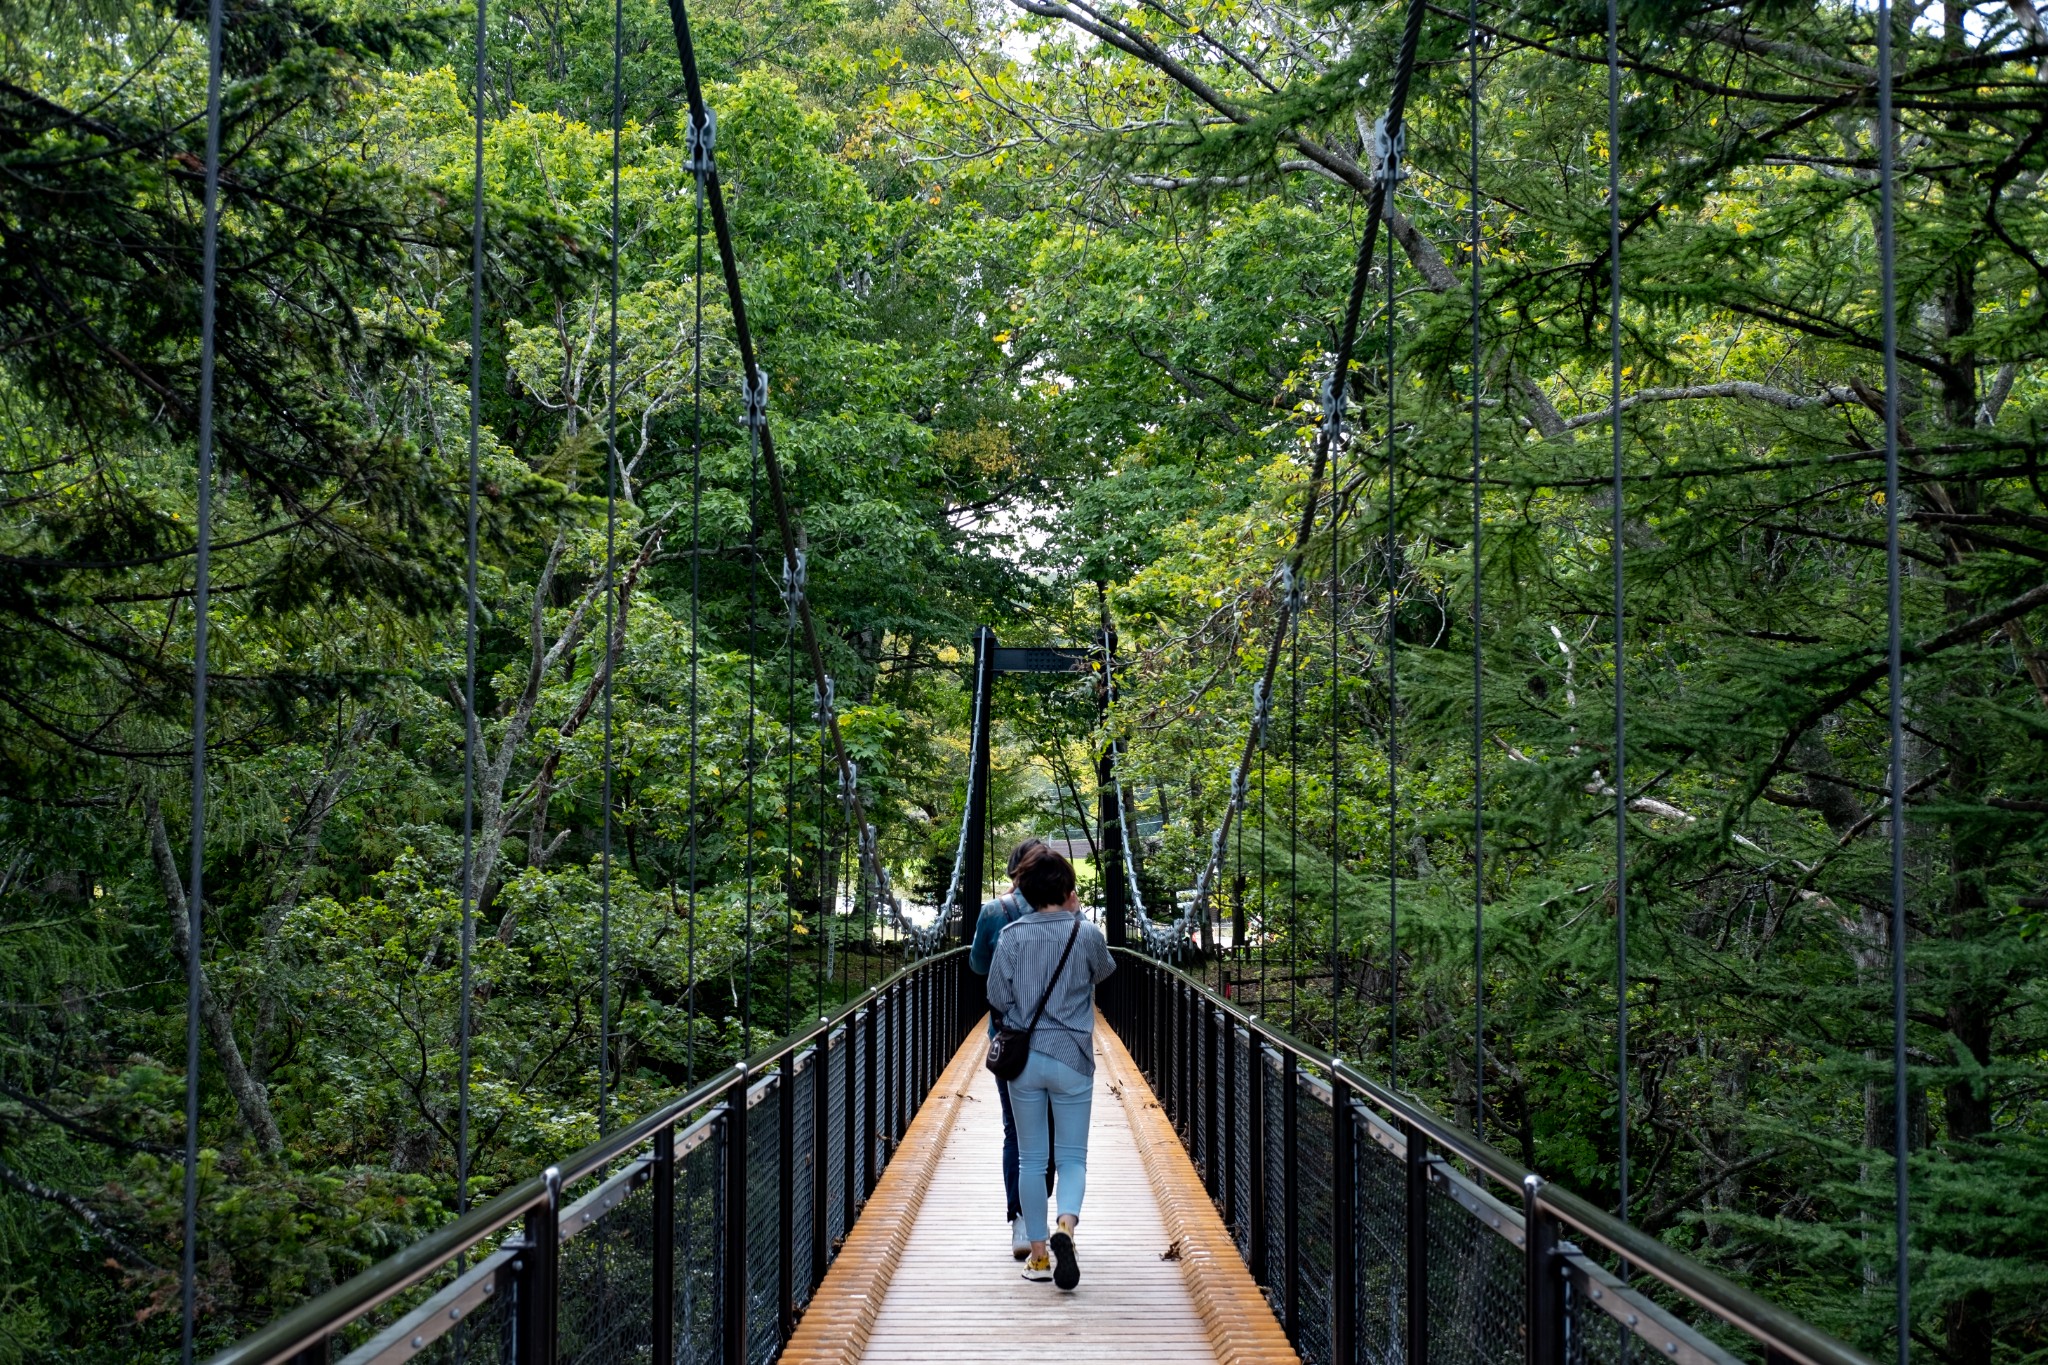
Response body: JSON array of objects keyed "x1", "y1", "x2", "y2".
[{"x1": 1009, "y1": 1050, "x2": 1092, "y2": 1242}]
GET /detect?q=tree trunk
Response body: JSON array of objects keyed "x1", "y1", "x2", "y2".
[{"x1": 145, "y1": 797, "x2": 285, "y2": 1156}]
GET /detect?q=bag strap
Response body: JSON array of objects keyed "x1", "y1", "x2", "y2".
[{"x1": 1023, "y1": 917, "x2": 1083, "y2": 1035}]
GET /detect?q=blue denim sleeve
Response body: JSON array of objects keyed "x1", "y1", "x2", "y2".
[{"x1": 968, "y1": 902, "x2": 1004, "y2": 975}]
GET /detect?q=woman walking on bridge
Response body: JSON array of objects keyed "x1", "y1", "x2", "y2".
[{"x1": 986, "y1": 845, "x2": 1114, "y2": 1290}]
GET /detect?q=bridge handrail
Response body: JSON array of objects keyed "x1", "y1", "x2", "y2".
[
  {"x1": 1117, "y1": 949, "x2": 1875, "y2": 1365},
  {"x1": 207, "y1": 948, "x2": 968, "y2": 1365}
]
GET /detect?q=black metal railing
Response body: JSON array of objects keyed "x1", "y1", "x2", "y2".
[
  {"x1": 207, "y1": 950, "x2": 972, "y2": 1365},
  {"x1": 1102, "y1": 950, "x2": 1874, "y2": 1365}
]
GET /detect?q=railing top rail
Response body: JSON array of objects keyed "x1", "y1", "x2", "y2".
[
  {"x1": 205, "y1": 948, "x2": 963, "y2": 1365},
  {"x1": 1117, "y1": 949, "x2": 1876, "y2": 1365}
]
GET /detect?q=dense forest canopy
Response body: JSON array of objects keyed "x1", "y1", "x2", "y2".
[{"x1": 1, "y1": 0, "x2": 2043, "y2": 1361}]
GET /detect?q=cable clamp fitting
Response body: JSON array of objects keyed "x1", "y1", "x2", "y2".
[
  {"x1": 1276, "y1": 562, "x2": 1306, "y2": 615},
  {"x1": 1320, "y1": 368, "x2": 1348, "y2": 440},
  {"x1": 780, "y1": 548, "x2": 807, "y2": 623},
  {"x1": 685, "y1": 105, "x2": 718, "y2": 177},
  {"x1": 1373, "y1": 113, "x2": 1406, "y2": 190},
  {"x1": 742, "y1": 369, "x2": 769, "y2": 429},
  {"x1": 813, "y1": 675, "x2": 835, "y2": 726},
  {"x1": 1229, "y1": 766, "x2": 1250, "y2": 811}
]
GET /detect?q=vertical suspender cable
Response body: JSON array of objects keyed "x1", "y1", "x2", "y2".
[
  {"x1": 785, "y1": 579, "x2": 798, "y2": 1023},
  {"x1": 1875, "y1": 4, "x2": 1910, "y2": 1358},
  {"x1": 1385, "y1": 215, "x2": 1400, "y2": 1092},
  {"x1": 598, "y1": 0, "x2": 623, "y2": 1137},
  {"x1": 181, "y1": 2, "x2": 225, "y2": 1358},
  {"x1": 457, "y1": 0, "x2": 487, "y2": 1224},
  {"x1": 1468, "y1": 0, "x2": 1485, "y2": 1143},
  {"x1": 1288, "y1": 584, "x2": 1300, "y2": 1032},
  {"x1": 1605, "y1": 0, "x2": 1631, "y2": 1229},
  {"x1": 1329, "y1": 340, "x2": 1343, "y2": 1056},
  {"x1": 743, "y1": 410, "x2": 760, "y2": 1039},
  {"x1": 685, "y1": 106, "x2": 706, "y2": 1075}
]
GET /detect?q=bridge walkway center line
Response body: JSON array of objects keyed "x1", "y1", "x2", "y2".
[{"x1": 778, "y1": 1012, "x2": 1297, "y2": 1365}]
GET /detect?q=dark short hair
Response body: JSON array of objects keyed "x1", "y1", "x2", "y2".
[
  {"x1": 1006, "y1": 838, "x2": 1047, "y2": 878},
  {"x1": 1012, "y1": 844, "x2": 1077, "y2": 909}
]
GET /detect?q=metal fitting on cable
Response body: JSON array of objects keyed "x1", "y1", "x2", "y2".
[
  {"x1": 1373, "y1": 113, "x2": 1407, "y2": 190},
  {"x1": 839, "y1": 761, "x2": 859, "y2": 811},
  {"x1": 742, "y1": 369, "x2": 769, "y2": 429},
  {"x1": 780, "y1": 548, "x2": 807, "y2": 625},
  {"x1": 684, "y1": 105, "x2": 717, "y2": 177},
  {"x1": 1321, "y1": 368, "x2": 1348, "y2": 440},
  {"x1": 1280, "y1": 563, "x2": 1307, "y2": 616},
  {"x1": 813, "y1": 675, "x2": 834, "y2": 726}
]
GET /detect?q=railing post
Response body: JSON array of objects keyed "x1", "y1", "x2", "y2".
[
  {"x1": 1403, "y1": 1119, "x2": 1430, "y2": 1365},
  {"x1": 862, "y1": 1002, "x2": 879, "y2": 1192},
  {"x1": 841, "y1": 1017, "x2": 857, "y2": 1231},
  {"x1": 723, "y1": 1071, "x2": 750, "y2": 1365},
  {"x1": 1332, "y1": 1073, "x2": 1355, "y2": 1365},
  {"x1": 880, "y1": 991, "x2": 896, "y2": 1161},
  {"x1": 1223, "y1": 1018, "x2": 1239, "y2": 1228},
  {"x1": 1282, "y1": 1051, "x2": 1300, "y2": 1344},
  {"x1": 1523, "y1": 1176, "x2": 1564, "y2": 1365},
  {"x1": 812, "y1": 1020, "x2": 830, "y2": 1288},
  {"x1": 516, "y1": 1167, "x2": 560, "y2": 1365},
  {"x1": 1248, "y1": 1035, "x2": 1267, "y2": 1285},
  {"x1": 779, "y1": 1055, "x2": 796, "y2": 1345},
  {"x1": 653, "y1": 1124, "x2": 676, "y2": 1365}
]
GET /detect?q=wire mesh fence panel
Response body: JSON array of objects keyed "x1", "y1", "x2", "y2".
[
  {"x1": 1188, "y1": 1002, "x2": 1207, "y2": 1170},
  {"x1": 326, "y1": 1237, "x2": 492, "y2": 1356},
  {"x1": 1295, "y1": 1083, "x2": 1336, "y2": 1365},
  {"x1": 790, "y1": 1054, "x2": 817, "y2": 1309},
  {"x1": 1352, "y1": 1116, "x2": 1407, "y2": 1365},
  {"x1": 559, "y1": 1178, "x2": 657, "y2": 1365},
  {"x1": 1263, "y1": 1048, "x2": 1286, "y2": 1309},
  {"x1": 746, "y1": 1082, "x2": 782, "y2": 1365},
  {"x1": 1568, "y1": 1284, "x2": 1634, "y2": 1365},
  {"x1": 675, "y1": 1124, "x2": 725, "y2": 1365},
  {"x1": 1424, "y1": 1178, "x2": 1524, "y2": 1365},
  {"x1": 1231, "y1": 1025, "x2": 1253, "y2": 1262},
  {"x1": 825, "y1": 1027, "x2": 849, "y2": 1250},
  {"x1": 383, "y1": 1276, "x2": 518, "y2": 1365},
  {"x1": 1563, "y1": 1244, "x2": 1765, "y2": 1365}
]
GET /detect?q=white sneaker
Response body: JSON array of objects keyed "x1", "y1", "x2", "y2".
[{"x1": 1010, "y1": 1218, "x2": 1031, "y2": 1261}]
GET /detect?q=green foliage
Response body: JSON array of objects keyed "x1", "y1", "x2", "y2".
[{"x1": 5, "y1": 0, "x2": 2046, "y2": 1360}]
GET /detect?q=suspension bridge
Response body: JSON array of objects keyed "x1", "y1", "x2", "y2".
[{"x1": 151, "y1": 0, "x2": 1939, "y2": 1359}]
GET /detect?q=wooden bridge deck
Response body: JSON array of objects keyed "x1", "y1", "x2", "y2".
[{"x1": 780, "y1": 1015, "x2": 1297, "y2": 1365}]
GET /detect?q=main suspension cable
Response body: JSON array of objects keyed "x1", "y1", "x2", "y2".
[
  {"x1": 1876, "y1": 3, "x2": 1911, "y2": 1358},
  {"x1": 1174, "y1": 0, "x2": 1429, "y2": 949},
  {"x1": 181, "y1": 1, "x2": 225, "y2": 1357},
  {"x1": 663, "y1": 0, "x2": 922, "y2": 952}
]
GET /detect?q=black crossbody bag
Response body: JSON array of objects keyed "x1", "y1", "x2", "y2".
[{"x1": 985, "y1": 917, "x2": 1081, "y2": 1082}]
